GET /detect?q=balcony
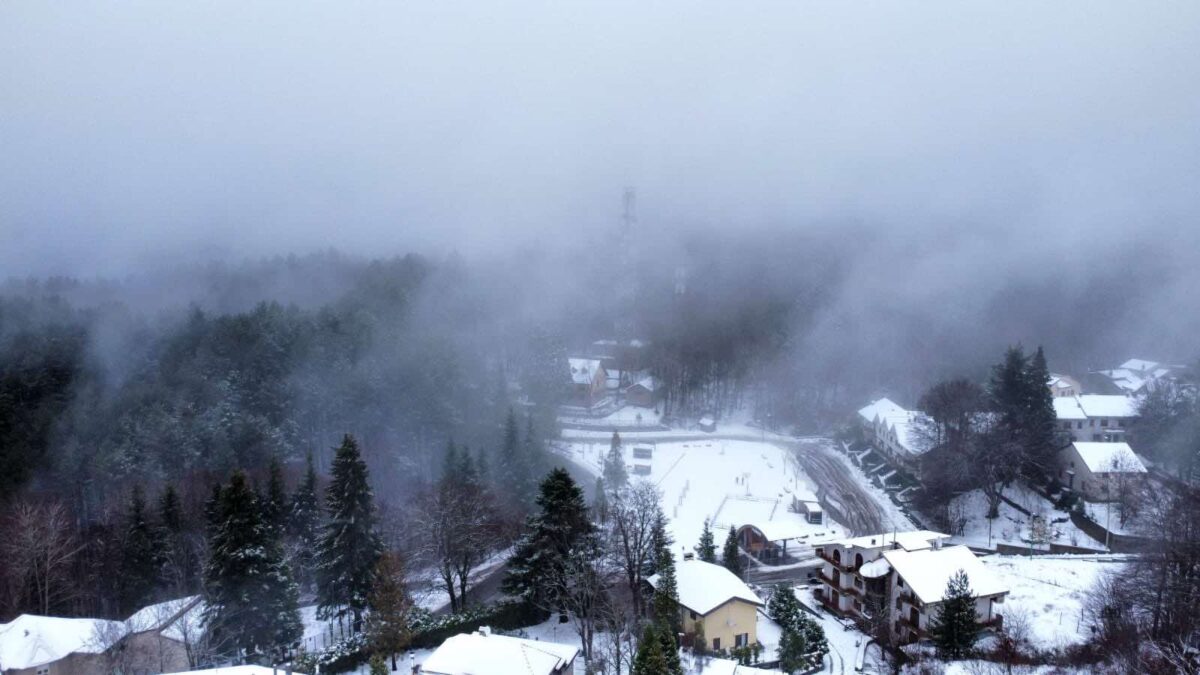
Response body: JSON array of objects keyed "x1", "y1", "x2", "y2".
[
  {"x1": 897, "y1": 615, "x2": 927, "y2": 639},
  {"x1": 815, "y1": 550, "x2": 853, "y2": 573},
  {"x1": 981, "y1": 614, "x2": 1004, "y2": 631},
  {"x1": 817, "y1": 570, "x2": 842, "y2": 589}
]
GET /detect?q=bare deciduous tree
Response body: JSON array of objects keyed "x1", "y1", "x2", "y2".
[
  {"x1": 605, "y1": 480, "x2": 661, "y2": 618},
  {"x1": 2, "y1": 499, "x2": 83, "y2": 615}
]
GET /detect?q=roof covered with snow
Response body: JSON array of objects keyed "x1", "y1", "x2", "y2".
[
  {"x1": 883, "y1": 545, "x2": 1008, "y2": 605},
  {"x1": 568, "y1": 358, "x2": 603, "y2": 385},
  {"x1": 736, "y1": 519, "x2": 810, "y2": 543},
  {"x1": 1070, "y1": 442, "x2": 1147, "y2": 474},
  {"x1": 167, "y1": 668, "x2": 308, "y2": 675},
  {"x1": 629, "y1": 375, "x2": 659, "y2": 392},
  {"x1": 859, "y1": 557, "x2": 892, "y2": 579},
  {"x1": 834, "y1": 530, "x2": 950, "y2": 553},
  {"x1": 1075, "y1": 395, "x2": 1137, "y2": 418},
  {"x1": 648, "y1": 560, "x2": 762, "y2": 615},
  {"x1": 124, "y1": 596, "x2": 201, "y2": 634},
  {"x1": 0, "y1": 614, "x2": 125, "y2": 670},
  {"x1": 1053, "y1": 397, "x2": 1086, "y2": 420},
  {"x1": 420, "y1": 630, "x2": 578, "y2": 675},
  {"x1": 858, "y1": 397, "x2": 907, "y2": 423}
]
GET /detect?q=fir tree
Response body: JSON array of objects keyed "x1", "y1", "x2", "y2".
[
  {"x1": 120, "y1": 484, "x2": 165, "y2": 613},
  {"x1": 316, "y1": 434, "x2": 383, "y2": 630},
  {"x1": 502, "y1": 468, "x2": 595, "y2": 607},
  {"x1": 158, "y1": 483, "x2": 194, "y2": 594},
  {"x1": 289, "y1": 452, "x2": 321, "y2": 591},
  {"x1": 1023, "y1": 346, "x2": 1059, "y2": 480},
  {"x1": 651, "y1": 514, "x2": 681, "y2": 639},
  {"x1": 203, "y1": 470, "x2": 301, "y2": 660},
  {"x1": 990, "y1": 345, "x2": 1029, "y2": 438},
  {"x1": 930, "y1": 569, "x2": 979, "y2": 658},
  {"x1": 777, "y1": 624, "x2": 808, "y2": 673},
  {"x1": 475, "y1": 445, "x2": 490, "y2": 484},
  {"x1": 633, "y1": 623, "x2": 670, "y2": 675},
  {"x1": 367, "y1": 551, "x2": 414, "y2": 672},
  {"x1": 604, "y1": 431, "x2": 628, "y2": 488},
  {"x1": 657, "y1": 620, "x2": 684, "y2": 675},
  {"x1": 696, "y1": 518, "x2": 717, "y2": 563},
  {"x1": 159, "y1": 484, "x2": 183, "y2": 534},
  {"x1": 722, "y1": 525, "x2": 743, "y2": 577},
  {"x1": 262, "y1": 455, "x2": 288, "y2": 539},
  {"x1": 767, "y1": 584, "x2": 801, "y2": 630}
]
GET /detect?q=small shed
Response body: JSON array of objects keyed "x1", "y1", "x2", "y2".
[
  {"x1": 633, "y1": 445, "x2": 654, "y2": 460},
  {"x1": 795, "y1": 499, "x2": 824, "y2": 525},
  {"x1": 699, "y1": 416, "x2": 716, "y2": 432}
]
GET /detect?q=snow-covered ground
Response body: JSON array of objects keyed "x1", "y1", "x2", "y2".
[
  {"x1": 1082, "y1": 499, "x2": 1147, "y2": 537},
  {"x1": 796, "y1": 586, "x2": 870, "y2": 673},
  {"x1": 561, "y1": 438, "x2": 847, "y2": 555},
  {"x1": 981, "y1": 554, "x2": 1122, "y2": 650},
  {"x1": 560, "y1": 405, "x2": 665, "y2": 428},
  {"x1": 827, "y1": 445, "x2": 918, "y2": 532},
  {"x1": 949, "y1": 485, "x2": 1106, "y2": 552}
]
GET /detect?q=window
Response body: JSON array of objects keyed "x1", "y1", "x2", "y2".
[
  {"x1": 898, "y1": 577, "x2": 904, "y2": 588},
  {"x1": 37, "y1": 669, "x2": 49, "y2": 675},
  {"x1": 1101, "y1": 418, "x2": 1109, "y2": 427},
  {"x1": 690, "y1": 611, "x2": 698, "y2": 620},
  {"x1": 1062, "y1": 421, "x2": 1071, "y2": 430},
  {"x1": 1077, "y1": 421, "x2": 1083, "y2": 430},
  {"x1": 712, "y1": 637, "x2": 721, "y2": 651},
  {"x1": 1089, "y1": 419, "x2": 1095, "y2": 427},
  {"x1": 735, "y1": 633, "x2": 749, "y2": 648}
]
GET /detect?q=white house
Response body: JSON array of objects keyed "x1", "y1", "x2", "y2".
[
  {"x1": 0, "y1": 614, "x2": 125, "y2": 675},
  {"x1": 1058, "y1": 441, "x2": 1147, "y2": 500},
  {"x1": 1047, "y1": 373, "x2": 1082, "y2": 398},
  {"x1": 857, "y1": 398, "x2": 931, "y2": 470},
  {"x1": 1054, "y1": 394, "x2": 1138, "y2": 443},
  {"x1": 420, "y1": 628, "x2": 578, "y2": 675},
  {"x1": 1092, "y1": 359, "x2": 1183, "y2": 396},
  {"x1": 816, "y1": 531, "x2": 1007, "y2": 644}
]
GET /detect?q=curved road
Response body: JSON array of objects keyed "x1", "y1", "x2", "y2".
[{"x1": 790, "y1": 437, "x2": 889, "y2": 536}]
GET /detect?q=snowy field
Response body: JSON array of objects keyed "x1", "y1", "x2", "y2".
[
  {"x1": 559, "y1": 405, "x2": 665, "y2": 428},
  {"x1": 949, "y1": 485, "x2": 1106, "y2": 552},
  {"x1": 981, "y1": 555, "x2": 1122, "y2": 650},
  {"x1": 561, "y1": 438, "x2": 847, "y2": 555}
]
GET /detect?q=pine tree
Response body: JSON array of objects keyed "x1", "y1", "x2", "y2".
[
  {"x1": 801, "y1": 612, "x2": 829, "y2": 665},
  {"x1": 203, "y1": 470, "x2": 301, "y2": 659},
  {"x1": 523, "y1": 415, "x2": 544, "y2": 483},
  {"x1": 777, "y1": 624, "x2": 808, "y2": 673},
  {"x1": 159, "y1": 484, "x2": 183, "y2": 534},
  {"x1": 316, "y1": 434, "x2": 383, "y2": 630},
  {"x1": 696, "y1": 518, "x2": 717, "y2": 563},
  {"x1": 990, "y1": 345, "x2": 1029, "y2": 437},
  {"x1": 767, "y1": 584, "x2": 801, "y2": 630},
  {"x1": 502, "y1": 468, "x2": 595, "y2": 607},
  {"x1": 930, "y1": 569, "x2": 979, "y2": 658},
  {"x1": 722, "y1": 525, "x2": 743, "y2": 577},
  {"x1": 633, "y1": 623, "x2": 670, "y2": 675},
  {"x1": 651, "y1": 514, "x2": 681, "y2": 639},
  {"x1": 158, "y1": 483, "x2": 194, "y2": 595},
  {"x1": 475, "y1": 445, "x2": 490, "y2": 485},
  {"x1": 120, "y1": 484, "x2": 165, "y2": 613},
  {"x1": 289, "y1": 452, "x2": 321, "y2": 591},
  {"x1": 657, "y1": 620, "x2": 683, "y2": 675},
  {"x1": 604, "y1": 431, "x2": 628, "y2": 488},
  {"x1": 262, "y1": 455, "x2": 288, "y2": 539},
  {"x1": 1023, "y1": 346, "x2": 1059, "y2": 481}
]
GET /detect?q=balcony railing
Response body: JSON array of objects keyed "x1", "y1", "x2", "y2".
[
  {"x1": 897, "y1": 615, "x2": 927, "y2": 638},
  {"x1": 981, "y1": 614, "x2": 1004, "y2": 631},
  {"x1": 815, "y1": 550, "x2": 853, "y2": 573}
]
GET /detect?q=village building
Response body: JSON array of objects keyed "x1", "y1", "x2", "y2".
[
  {"x1": 1092, "y1": 359, "x2": 1183, "y2": 396},
  {"x1": 419, "y1": 627, "x2": 578, "y2": 675},
  {"x1": 856, "y1": 398, "x2": 931, "y2": 473},
  {"x1": 648, "y1": 560, "x2": 763, "y2": 653},
  {"x1": 166, "y1": 668, "x2": 307, "y2": 675},
  {"x1": 625, "y1": 375, "x2": 662, "y2": 408},
  {"x1": 120, "y1": 596, "x2": 205, "y2": 675},
  {"x1": 567, "y1": 357, "x2": 607, "y2": 408},
  {"x1": 1053, "y1": 394, "x2": 1139, "y2": 443},
  {"x1": 0, "y1": 614, "x2": 124, "y2": 675},
  {"x1": 816, "y1": 530, "x2": 1008, "y2": 644},
  {"x1": 1047, "y1": 373, "x2": 1082, "y2": 398},
  {"x1": 1058, "y1": 441, "x2": 1147, "y2": 500}
]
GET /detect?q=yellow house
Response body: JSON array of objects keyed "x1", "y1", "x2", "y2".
[{"x1": 649, "y1": 559, "x2": 763, "y2": 653}]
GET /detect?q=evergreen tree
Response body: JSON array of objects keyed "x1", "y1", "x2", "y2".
[
  {"x1": 604, "y1": 431, "x2": 628, "y2": 488},
  {"x1": 1023, "y1": 346, "x2": 1059, "y2": 480},
  {"x1": 316, "y1": 434, "x2": 383, "y2": 630},
  {"x1": 801, "y1": 613, "x2": 829, "y2": 665},
  {"x1": 262, "y1": 455, "x2": 289, "y2": 539},
  {"x1": 288, "y1": 452, "x2": 321, "y2": 591},
  {"x1": 696, "y1": 518, "x2": 717, "y2": 563},
  {"x1": 651, "y1": 514, "x2": 681, "y2": 639},
  {"x1": 722, "y1": 525, "x2": 743, "y2": 577},
  {"x1": 523, "y1": 415, "x2": 544, "y2": 480},
  {"x1": 158, "y1": 483, "x2": 194, "y2": 594},
  {"x1": 159, "y1": 484, "x2": 183, "y2": 534},
  {"x1": 502, "y1": 468, "x2": 595, "y2": 607},
  {"x1": 633, "y1": 623, "x2": 670, "y2": 675},
  {"x1": 657, "y1": 620, "x2": 684, "y2": 675},
  {"x1": 592, "y1": 476, "x2": 609, "y2": 523},
  {"x1": 767, "y1": 584, "x2": 801, "y2": 629},
  {"x1": 475, "y1": 445, "x2": 490, "y2": 485},
  {"x1": 777, "y1": 625, "x2": 808, "y2": 673},
  {"x1": 120, "y1": 484, "x2": 165, "y2": 613},
  {"x1": 203, "y1": 470, "x2": 301, "y2": 660},
  {"x1": 930, "y1": 569, "x2": 979, "y2": 658},
  {"x1": 990, "y1": 345, "x2": 1029, "y2": 437}
]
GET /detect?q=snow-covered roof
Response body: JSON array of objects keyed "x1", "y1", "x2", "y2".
[
  {"x1": 1075, "y1": 395, "x2": 1137, "y2": 418},
  {"x1": 834, "y1": 530, "x2": 950, "y2": 553},
  {"x1": 1070, "y1": 442, "x2": 1147, "y2": 474},
  {"x1": 629, "y1": 375, "x2": 659, "y2": 392},
  {"x1": 124, "y1": 596, "x2": 201, "y2": 634},
  {"x1": 0, "y1": 614, "x2": 125, "y2": 670},
  {"x1": 420, "y1": 629, "x2": 578, "y2": 675},
  {"x1": 737, "y1": 519, "x2": 810, "y2": 543},
  {"x1": 648, "y1": 560, "x2": 762, "y2": 615},
  {"x1": 168, "y1": 662, "x2": 309, "y2": 667},
  {"x1": 859, "y1": 557, "x2": 892, "y2": 579},
  {"x1": 1053, "y1": 397, "x2": 1086, "y2": 420},
  {"x1": 1119, "y1": 359, "x2": 1160, "y2": 373},
  {"x1": 857, "y1": 397, "x2": 907, "y2": 423},
  {"x1": 883, "y1": 545, "x2": 1008, "y2": 605},
  {"x1": 568, "y1": 358, "x2": 603, "y2": 385}
]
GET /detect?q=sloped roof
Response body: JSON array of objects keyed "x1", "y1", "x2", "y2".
[
  {"x1": 124, "y1": 596, "x2": 201, "y2": 634},
  {"x1": 1070, "y1": 442, "x2": 1147, "y2": 474},
  {"x1": 568, "y1": 358, "x2": 603, "y2": 385},
  {"x1": 1076, "y1": 395, "x2": 1137, "y2": 418},
  {"x1": 0, "y1": 615, "x2": 124, "y2": 670},
  {"x1": 421, "y1": 630, "x2": 578, "y2": 675},
  {"x1": 858, "y1": 398, "x2": 907, "y2": 423},
  {"x1": 1053, "y1": 397, "x2": 1086, "y2": 420},
  {"x1": 883, "y1": 545, "x2": 1008, "y2": 605},
  {"x1": 835, "y1": 530, "x2": 950, "y2": 552},
  {"x1": 648, "y1": 560, "x2": 762, "y2": 615}
]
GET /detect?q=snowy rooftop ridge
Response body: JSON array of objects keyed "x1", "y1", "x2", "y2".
[
  {"x1": 1071, "y1": 442, "x2": 1147, "y2": 474},
  {"x1": 834, "y1": 529, "x2": 950, "y2": 552},
  {"x1": 568, "y1": 357, "x2": 603, "y2": 384},
  {"x1": 1054, "y1": 394, "x2": 1138, "y2": 420},
  {"x1": 420, "y1": 628, "x2": 578, "y2": 675},
  {"x1": 882, "y1": 544, "x2": 1008, "y2": 605},
  {"x1": 857, "y1": 397, "x2": 907, "y2": 423},
  {"x1": 648, "y1": 559, "x2": 762, "y2": 615},
  {"x1": 166, "y1": 668, "x2": 309, "y2": 675},
  {"x1": 0, "y1": 614, "x2": 124, "y2": 670}
]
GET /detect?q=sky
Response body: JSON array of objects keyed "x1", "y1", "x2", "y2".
[{"x1": 2, "y1": 1, "x2": 1199, "y2": 278}]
